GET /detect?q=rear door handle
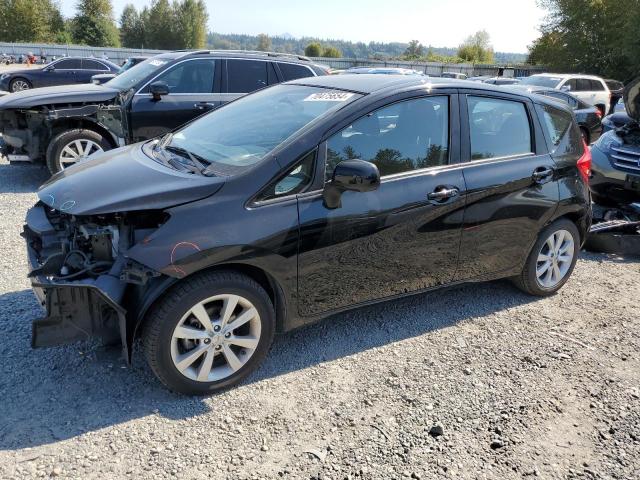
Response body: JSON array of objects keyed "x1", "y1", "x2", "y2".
[
  {"x1": 532, "y1": 167, "x2": 554, "y2": 183},
  {"x1": 428, "y1": 186, "x2": 460, "y2": 202}
]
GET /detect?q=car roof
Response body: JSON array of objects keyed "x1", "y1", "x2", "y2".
[
  {"x1": 158, "y1": 49, "x2": 320, "y2": 65},
  {"x1": 287, "y1": 74, "x2": 535, "y2": 95},
  {"x1": 531, "y1": 73, "x2": 604, "y2": 80}
]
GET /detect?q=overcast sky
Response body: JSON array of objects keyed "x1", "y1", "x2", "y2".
[{"x1": 59, "y1": 0, "x2": 546, "y2": 53}]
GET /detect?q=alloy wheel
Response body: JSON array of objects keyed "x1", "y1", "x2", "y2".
[
  {"x1": 170, "y1": 294, "x2": 261, "y2": 382},
  {"x1": 11, "y1": 79, "x2": 30, "y2": 92},
  {"x1": 535, "y1": 229, "x2": 575, "y2": 289},
  {"x1": 59, "y1": 139, "x2": 104, "y2": 169}
]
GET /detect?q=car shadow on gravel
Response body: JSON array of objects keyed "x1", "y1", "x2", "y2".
[
  {"x1": 0, "y1": 161, "x2": 49, "y2": 193},
  {"x1": 0, "y1": 279, "x2": 536, "y2": 450},
  {"x1": 251, "y1": 279, "x2": 538, "y2": 385}
]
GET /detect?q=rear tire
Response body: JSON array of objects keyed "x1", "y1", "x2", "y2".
[
  {"x1": 142, "y1": 271, "x2": 275, "y2": 395},
  {"x1": 512, "y1": 219, "x2": 580, "y2": 296},
  {"x1": 46, "y1": 129, "x2": 111, "y2": 174}
]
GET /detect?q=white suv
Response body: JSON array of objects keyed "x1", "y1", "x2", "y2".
[{"x1": 520, "y1": 73, "x2": 611, "y2": 115}]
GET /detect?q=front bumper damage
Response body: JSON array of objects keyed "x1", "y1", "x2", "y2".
[{"x1": 22, "y1": 204, "x2": 162, "y2": 361}]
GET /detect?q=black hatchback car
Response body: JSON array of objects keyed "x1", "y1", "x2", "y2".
[
  {"x1": 24, "y1": 75, "x2": 592, "y2": 394},
  {"x1": 0, "y1": 50, "x2": 328, "y2": 173},
  {"x1": 0, "y1": 56, "x2": 120, "y2": 92}
]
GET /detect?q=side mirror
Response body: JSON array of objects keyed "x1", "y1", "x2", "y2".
[
  {"x1": 323, "y1": 159, "x2": 380, "y2": 209},
  {"x1": 560, "y1": 85, "x2": 571, "y2": 92},
  {"x1": 44, "y1": 66, "x2": 54, "y2": 72},
  {"x1": 149, "y1": 81, "x2": 169, "y2": 101}
]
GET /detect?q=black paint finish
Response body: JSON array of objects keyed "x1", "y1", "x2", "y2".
[{"x1": 26, "y1": 77, "x2": 591, "y2": 349}]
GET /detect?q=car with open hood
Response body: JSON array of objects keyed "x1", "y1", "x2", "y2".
[
  {"x1": 23, "y1": 75, "x2": 592, "y2": 394},
  {"x1": 0, "y1": 50, "x2": 329, "y2": 174},
  {"x1": 590, "y1": 76, "x2": 640, "y2": 206}
]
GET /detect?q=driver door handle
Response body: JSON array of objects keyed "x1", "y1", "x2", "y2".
[{"x1": 428, "y1": 186, "x2": 459, "y2": 201}]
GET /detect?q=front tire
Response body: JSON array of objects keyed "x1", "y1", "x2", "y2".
[
  {"x1": 46, "y1": 129, "x2": 111, "y2": 174},
  {"x1": 9, "y1": 77, "x2": 31, "y2": 92},
  {"x1": 142, "y1": 271, "x2": 275, "y2": 395},
  {"x1": 513, "y1": 219, "x2": 580, "y2": 296}
]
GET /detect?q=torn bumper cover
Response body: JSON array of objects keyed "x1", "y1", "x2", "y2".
[{"x1": 23, "y1": 205, "x2": 129, "y2": 355}]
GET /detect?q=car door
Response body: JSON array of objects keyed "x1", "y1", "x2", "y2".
[
  {"x1": 128, "y1": 58, "x2": 220, "y2": 142},
  {"x1": 217, "y1": 58, "x2": 279, "y2": 105},
  {"x1": 296, "y1": 92, "x2": 467, "y2": 317},
  {"x1": 456, "y1": 91, "x2": 559, "y2": 280},
  {"x1": 41, "y1": 58, "x2": 80, "y2": 87}
]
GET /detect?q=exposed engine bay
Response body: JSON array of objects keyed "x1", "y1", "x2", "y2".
[{"x1": 23, "y1": 204, "x2": 166, "y2": 353}]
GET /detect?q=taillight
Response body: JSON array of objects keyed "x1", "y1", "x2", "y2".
[
  {"x1": 595, "y1": 109, "x2": 602, "y2": 119},
  {"x1": 577, "y1": 139, "x2": 592, "y2": 183}
]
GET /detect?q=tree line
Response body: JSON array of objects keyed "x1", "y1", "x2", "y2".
[
  {"x1": 0, "y1": 0, "x2": 208, "y2": 49},
  {"x1": 528, "y1": 0, "x2": 640, "y2": 81}
]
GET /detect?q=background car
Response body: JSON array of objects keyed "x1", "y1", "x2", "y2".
[
  {"x1": 0, "y1": 50, "x2": 330, "y2": 173},
  {"x1": 91, "y1": 55, "x2": 150, "y2": 85},
  {"x1": 520, "y1": 73, "x2": 611, "y2": 116},
  {"x1": 589, "y1": 76, "x2": 640, "y2": 206},
  {"x1": 0, "y1": 57, "x2": 120, "y2": 92},
  {"x1": 513, "y1": 86, "x2": 603, "y2": 144},
  {"x1": 441, "y1": 72, "x2": 467, "y2": 79},
  {"x1": 342, "y1": 67, "x2": 424, "y2": 75},
  {"x1": 24, "y1": 75, "x2": 591, "y2": 394},
  {"x1": 482, "y1": 77, "x2": 521, "y2": 85}
]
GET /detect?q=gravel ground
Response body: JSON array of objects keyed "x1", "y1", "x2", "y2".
[{"x1": 0, "y1": 157, "x2": 639, "y2": 480}]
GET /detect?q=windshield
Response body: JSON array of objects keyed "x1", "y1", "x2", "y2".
[
  {"x1": 106, "y1": 57, "x2": 171, "y2": 90},
  {"x1": 520, "y1": 76, "x2": 563, "y2": 88},
  {"x1": 162, "y1": 85, "x2": 361, "y2": 175}
]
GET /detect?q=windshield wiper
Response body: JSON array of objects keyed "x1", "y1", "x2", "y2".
[{"x1": 164, "y1": 145, "x2": 216, "y2": 176}]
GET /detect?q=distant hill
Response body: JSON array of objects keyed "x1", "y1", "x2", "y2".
[{"x1": 207, "y1": 32, "x2": 527, "y2": 64}]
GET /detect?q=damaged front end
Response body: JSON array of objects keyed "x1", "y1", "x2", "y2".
[{"x1": 23, "y1": 203, "x2": 166, "y2": 359}]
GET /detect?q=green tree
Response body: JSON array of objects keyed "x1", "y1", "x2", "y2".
[
  {"x1": 528, "y1": 0, "x2": 635, "y2": 80},
  {"x1": 457, "y1": 30, "x2": 494, "y2": 63},
  {"x1": 0, "y1": 0, "x2": 66, "y2": 42},
  {"x1": 71, "y1": 0, "x2": 120, "y2": 47},
  {"x1": 146, "y1": 0, "x2": 177, "y2": 49},
  {"x1": 403, "y1": 40, "x2": 424, "y2": 59},
  {"x1": 304, "y1": 42, "x2": 322, "y2": 57},
  {"x1": 175, "y1": 0, "x2": 208, "y2": 49},
  {"x1": 256, "y1": 33, "x2": 271, "y2": 51},
  {"x1": 321, "y1": 46, "x2": 341, "y2": 58},
  {"x1": 120, "y1": 4, "x2": 144, "y2": 48}
]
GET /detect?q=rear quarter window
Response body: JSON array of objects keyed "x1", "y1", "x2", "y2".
[{"x1": 536, "y1": 103, "x2": 582, "y2": 155}]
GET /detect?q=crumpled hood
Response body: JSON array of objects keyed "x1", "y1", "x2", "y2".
[
  {"x1": 38, "y1": 144, "x2": 225, "y2": 216},
  {"x1": 0, "y1": 84, "x2": 119, "y2": 109},
  {"x1": 624, "y1": 76, "x2": 640, "y2": 121}
]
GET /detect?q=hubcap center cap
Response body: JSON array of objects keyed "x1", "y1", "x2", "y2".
[{"x1": 211, "y1": 334, "x2": 224, "y2": 347}]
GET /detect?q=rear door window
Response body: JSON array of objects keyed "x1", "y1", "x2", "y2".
[
  {"x1": 83, "y1": 59, "x2": 108, "y2": 71},
  {"x1": 278, "y1": 62, "x2": 314, "y2": 81},
  {"x1": 576, "y1": 78, "x2": 592, "y2": 91},
  {"x1": 226, "y1": 59, "x2": 268, "y2": 93},
  {"x1": 588, "y1": 79, "x2": 605, "y2": 91},
  {"x1": 467, "y1": 96, "x2": 532, "y2": 160}
]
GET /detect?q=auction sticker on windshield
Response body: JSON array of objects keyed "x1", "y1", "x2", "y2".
[
  {"x1": 149, "y1": 59, "x2": 168, "y2": 66},
  {"x1": 304, "y1": 92, "x2": 355, "y2": 102}
]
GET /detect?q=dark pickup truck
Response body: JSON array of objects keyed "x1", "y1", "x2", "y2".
[{"x1": 0, "y1": 50, "x2": 329, "y2": 173}]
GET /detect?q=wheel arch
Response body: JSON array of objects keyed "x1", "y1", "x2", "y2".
[
  {"x1": 48, "y1": 118, "x2": 119, "y2": 149},
  {"x1": 125, "y1": 262, "x2": 288, "y2": 363}
]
